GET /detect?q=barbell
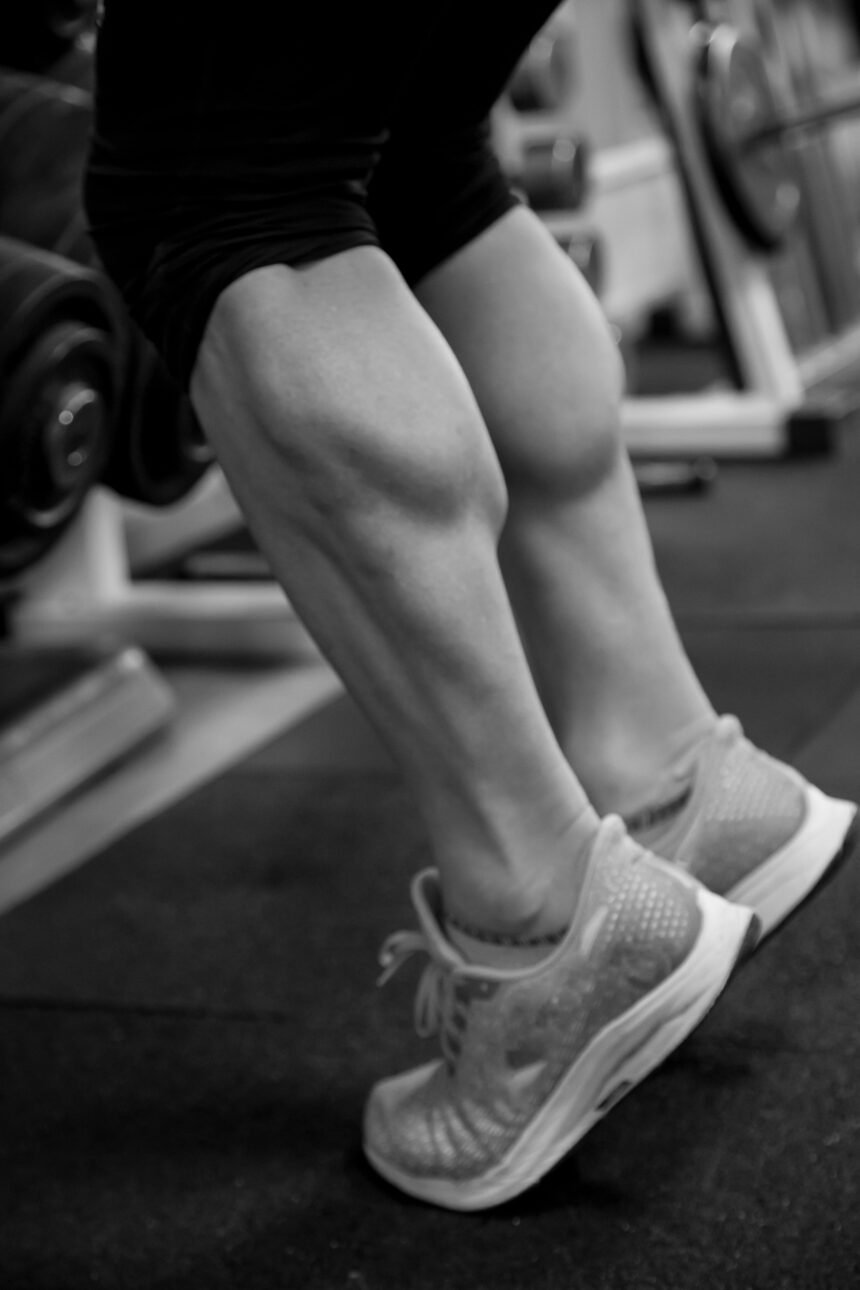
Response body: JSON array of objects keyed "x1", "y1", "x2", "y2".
[{"x1": 695, "y1": 22, "x2": 860, "y2": 251}]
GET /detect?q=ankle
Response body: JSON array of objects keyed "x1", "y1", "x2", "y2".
[
  {"x1": 443, "y1": 878, "x2": 564, "y2": 943},
  {"x1": 439, "y1": 809, "x2": 599, "y2": 942},
  {"x1": 576, "y1": 712, "x2": 717, "y2": 818},
  {"x1": 445, "y1": 909, "x2": 568, "y2": 969}
]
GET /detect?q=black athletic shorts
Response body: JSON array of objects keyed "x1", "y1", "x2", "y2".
[{"x1": 84, "y1": 1, "x2": 561, "y2": 389}]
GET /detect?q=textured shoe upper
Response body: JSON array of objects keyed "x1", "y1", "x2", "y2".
[
  {"x1": 638, "y1": 716, "x2": 808, "y2": 895},
  {"x1": 365, "y1": 818, "x2": 702, "y2": 1182}
]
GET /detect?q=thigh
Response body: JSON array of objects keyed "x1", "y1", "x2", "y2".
[
  {"x1": 84, "y1": 1, "x2": 557, "y2": 387},
  {"x1": 85, "y1": 1, "x2": 441, "y2": 387}
]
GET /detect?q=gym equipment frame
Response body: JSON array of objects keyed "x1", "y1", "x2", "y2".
[
  {"x1": 7, "y1": 475, "x2": 322, "y2": 661},
  {"x1": 622, "y1": 0, "x2": 860, "y2": 459}
]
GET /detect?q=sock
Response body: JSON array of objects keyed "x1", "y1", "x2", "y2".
[
  {"x1": 441, "y1": 806, "x2": 600, "y2": 969},
  {"x1": 444, "y1": 913, "x2": 568, "y2": 969}
]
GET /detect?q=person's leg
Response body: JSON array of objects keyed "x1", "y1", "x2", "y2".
[
  {"x1": 86, "y1": 0, "x2": 758, "y2": 1212},
  {"x1": 189, "y1": 244, "x2": 602, "y2": 937},
  {"x1": 189, "y1": 243, "x2": 758, "y2": 1211},
  {"x1": 414, "y1": 204, "x2": 715, "y2": 819},
  {"x1": 414, "y1": 203, "x2": 857, "y2": 938}
]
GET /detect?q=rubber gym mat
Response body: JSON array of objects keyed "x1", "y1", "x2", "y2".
[
  {"x1": 241, "y1": 623, "x2": 860, "y2": 779},
  {"x1": 646, "y1": 434, "x2": 860, "y2": 620},
  {"x1": 0, "y1": 632, "x2": 859, "y2": 1289},
  {"x1": 4, "y1": 401, "x2": 860, "y2": 1285}
]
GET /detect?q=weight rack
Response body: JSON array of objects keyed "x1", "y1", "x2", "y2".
[{"x1": 624, "y1": 0, "x2": 860, "y2": 459}]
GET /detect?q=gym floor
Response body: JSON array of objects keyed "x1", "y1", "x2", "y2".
[{"x1": 2, "y1": 419, "x2": 860, "y2": 1288}]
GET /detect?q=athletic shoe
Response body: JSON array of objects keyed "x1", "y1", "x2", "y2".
[
  {"x1": 363, "y1": 815, "x2": 758, "y2": 1211},
  {"x1": 626, "y1": 715, "x2": 857, "y2": 941}
]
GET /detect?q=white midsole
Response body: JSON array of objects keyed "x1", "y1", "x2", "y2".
[
  {"x1": 365, "y1": 889, "x2": 755, "y2": 1211},
  {"x1": 727, "y1": 786, "x2": 856, "y2": 938}
]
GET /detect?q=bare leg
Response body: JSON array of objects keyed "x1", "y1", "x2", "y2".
[
  {"x1": 187, "y1": 244, "x2": 765, "y2": 1217},
  {"x1": 415, "y1": 206, "x2": 716, "y2": 817},
  {"x1": 190, "y1": 246, "x2": 600, "y2": 934}
]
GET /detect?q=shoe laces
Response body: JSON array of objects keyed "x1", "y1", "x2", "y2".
[{"x1": 377, "y1": 929, "x2": 460, "y2": 1065}]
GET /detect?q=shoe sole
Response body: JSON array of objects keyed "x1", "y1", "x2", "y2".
[
  {"x1": 727, "y1": 785, "x2": 857, "y2": 942},
  {"x1": 364, "y1": 890, "x2": 758, "y2": 1211}
]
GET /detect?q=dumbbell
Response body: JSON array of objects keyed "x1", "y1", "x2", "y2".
[
  {"x1": 695, "y1": 23, "x2": 860, "y2": 250},
  {"x1": 0, "y1": 63, "x2": 211, "y2": 511},
  {"x1": 514, "y1": 134, "x2": 591, "y2": 212},
  {"x1": 0, "y1": 236, "x2": 122, "y2": 578},
  {"x1": 101, "y1": 320, "x2": 215, "y2": 509}
]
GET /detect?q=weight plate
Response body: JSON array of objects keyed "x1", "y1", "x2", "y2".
[
  {"x1": 0, "y1": 240, "x2": 121, "y2": 570},
  {"x1": 697, "y1": 24, "x2": 801, "y2": 251},
  {"x1": 0, "y1": 235, "x2": 124, "y2": 372},
  {"x1": 102, "y1": 323, "x2": 214, "y2": 507},
  {"x1": 2, "y1": 322, "x2": 113, "y2": 529}
]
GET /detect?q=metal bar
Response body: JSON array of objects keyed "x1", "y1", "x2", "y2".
[{"x1": 745, "y1": 74, "x2": 860, "y2": 145}]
